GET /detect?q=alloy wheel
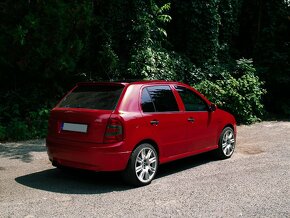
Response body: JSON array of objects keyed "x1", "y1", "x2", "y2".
[
  {"x1": 135, "y1": 147, "x2": 157, "y2": 183},
  {"x1": 222, "y1": 129, "x2": 235, "y2": 157}
]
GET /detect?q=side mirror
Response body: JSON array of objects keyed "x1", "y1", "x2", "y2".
[{"x1": 209, "y1": 103, "x2": 217, "y2": 112}]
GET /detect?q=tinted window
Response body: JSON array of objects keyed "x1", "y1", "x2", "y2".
[
  {"x1": 146, "y1": 86, "x2": 179, "y2": 112},
  {"x1": 176, "y1": 86, "x2": 208, "y2": 111},
  {"x1": 141, "y1": 88, "x2": 155, "y2": 112},
  {"x1": 58, "y1": 85, "x2": 124, "y2": 110}
]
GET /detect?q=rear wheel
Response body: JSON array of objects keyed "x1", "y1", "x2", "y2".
[
  {"x1": 123, "y1": 143, "x2": 158, "y2": 186},
  {"x1": 215, "y1": 127, "x2": 235, "y2": 159}
]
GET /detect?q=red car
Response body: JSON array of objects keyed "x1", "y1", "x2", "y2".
[{"x1": 46, "y1": 81, "x2": 236, "y2": 186}]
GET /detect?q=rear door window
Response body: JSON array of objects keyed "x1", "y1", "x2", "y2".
[
  {"x1": 141, "y1": 88, "x2": 156, "y2": 112},
  {"x1": 58, "y1": 85, "x2": 124, "y2": 110},
  {"x1": 141, "y1": 85, "x2": 179, "y2": 112}
]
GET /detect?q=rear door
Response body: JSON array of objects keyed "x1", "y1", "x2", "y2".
[
  {"x1": 48, "y1": 84, "x2": 124, "y2": 143},
  {"x1": 175, "y1": 86, "x2": 216, "y2": 151},
  {"x1": 140, "y1": 85, "x2": 189, "y2": 157}
]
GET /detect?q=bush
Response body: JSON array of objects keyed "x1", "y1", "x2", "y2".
[
  {"x1": 0, "y1": 124, "x2": 6, "y2": 141},
  {"x1": 0, "y1": 83, "x2": 55, "y2": 141},
  {"x1": 0, "y1": 106, "x2": 50, "y2": 142},
  {"x1": 195, "y1": 59, "x2": 266, "y2": 124},
  {"x1": 6, "y1": 119, "x2": 30, "y2": 141},
  {"x1": 27, "y1": 108, "x2": 50, "y2": 138}
]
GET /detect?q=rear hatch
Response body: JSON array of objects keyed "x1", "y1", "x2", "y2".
[{"x1": 48, "y1": 83, "x2": 125, "y2": 143}]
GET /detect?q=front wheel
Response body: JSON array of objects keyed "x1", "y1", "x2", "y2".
[
  {"x1": 214, "y1": 127, "x2": 236, "y2": 159},
  {"x1": 122, "y1": 143, "x2": 158, "y2": 186}
]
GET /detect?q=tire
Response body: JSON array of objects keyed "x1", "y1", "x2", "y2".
[
  {"x1": 214, "y1": 127, "x2": 236, "y2": 159},
  {"x1": 122, "y1": 143, "x2": 158, "y2": 186}
]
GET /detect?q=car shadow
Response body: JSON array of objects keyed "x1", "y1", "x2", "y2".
[
  {"x1": 157, "y1": 152, "x2": 214, "y2": 179},
  {"x1": 0, "y1": 140, "x2": 46, "y2": 163},
  {"x1": 15, "y1": 168, "x2": 130, "y2": 194},
  {"x1": 15, "y1": 152, "x2": 215, "y2": 194}
]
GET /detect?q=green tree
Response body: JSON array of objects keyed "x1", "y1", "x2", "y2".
[{"x1": 168, "y1": 0, "x2": 221, "y2": 66}]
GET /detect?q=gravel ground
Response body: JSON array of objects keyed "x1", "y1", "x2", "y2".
[{"x1": 0, "y1": 121, "x2": 289, "y2": 218}]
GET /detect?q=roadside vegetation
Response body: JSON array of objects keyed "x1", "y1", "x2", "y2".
[{"x1": 0, "y1": 0, "x2": 289, "y2": 141}]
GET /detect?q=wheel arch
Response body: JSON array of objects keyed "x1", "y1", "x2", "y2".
[
  {"x1": 224, "y1": 123, "x2": 234, "y2": 131},
  {"x1": 216, "y1": 123, "x2": 236, "y2": 145},
  {"x1": 133, "y1": 139, "x2": 159, "y2": 155}
]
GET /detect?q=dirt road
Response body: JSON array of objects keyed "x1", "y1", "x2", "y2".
[{"x1": 0, "y1": 121, "x2": 289, "y2": 217}]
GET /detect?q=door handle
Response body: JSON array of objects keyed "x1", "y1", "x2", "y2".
[
  {"x1": 187, "y1": 117, "x2": 195, "y2": 123},
  {"x1": 150, "y1": 120, "x2": 159, "y2": 125}
]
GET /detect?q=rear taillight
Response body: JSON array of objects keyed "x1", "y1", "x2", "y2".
[{"x1": 104, "y1": 118, "x2": 124, "y2": 143}]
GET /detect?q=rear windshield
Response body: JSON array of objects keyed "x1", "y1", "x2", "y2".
[{"x1": 58, "y1": 85, "x2": 124, "y2": 110}]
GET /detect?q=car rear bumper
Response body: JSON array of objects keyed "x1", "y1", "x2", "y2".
[{"x1": 46, "y1": 137, "x2": 131, "y2": 172}]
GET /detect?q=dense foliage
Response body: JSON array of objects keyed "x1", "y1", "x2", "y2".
[
  {"x1": 195, "y1": 59, "x2": 266, "y2": 124},
  {"x1": 0, "y1": 0, "x2": 289, "y2": 140}
]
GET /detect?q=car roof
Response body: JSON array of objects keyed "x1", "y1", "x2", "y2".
[
  {"x1": 77, "y1": 81, "x2": 129, "y2": 86},
  {"x1": 77, "y1": 80, "x2": 187, "y2": 86}
]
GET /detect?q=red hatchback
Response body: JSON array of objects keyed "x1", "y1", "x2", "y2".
[{"x1": 46, "y1": 81, "x2": 236, "y2": 186}]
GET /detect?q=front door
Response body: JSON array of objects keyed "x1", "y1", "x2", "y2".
[{"x1": 175, "y1": 86, "x2": 216, "y2": 152}]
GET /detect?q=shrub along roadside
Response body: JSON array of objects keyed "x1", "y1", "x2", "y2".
[
  {"x1": 0, "y1": 59, "x2": 265, "y2": 141},
  {"x1": 0, "y1": 107, "x2": 50, "y2": 141},
  {"x1": 195, "y1": 59, "x2": 266, "y2": 124}
]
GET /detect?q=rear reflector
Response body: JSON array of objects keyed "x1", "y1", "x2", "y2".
[{"x1": 104, "y1": 118, "x2": 123, "y2": 143}]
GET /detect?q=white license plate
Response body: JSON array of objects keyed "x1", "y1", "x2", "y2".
[{"x1": 62, "y1": 123, "x2": 88, "y2": 133}]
